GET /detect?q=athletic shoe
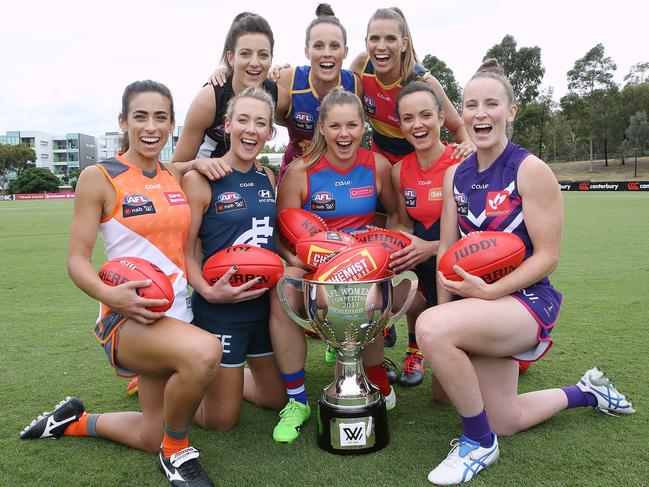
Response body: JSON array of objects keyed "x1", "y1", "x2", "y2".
[
  {"x1": 383, "y1": 325, "x2": 397, "y2": 348},
  {"x1": 399, "y1": 351, "x2": 425, "y2": 387},
  {"x1": 385, "y1": 386, "x2": 396, "y2": 411},
  {"x1": 127, "y1": 377, "x2": 139, "y2": 396},
  {"x1": 577, "y1": 367, "x2": 635, "y2": 416},
  {"x1": 325, "y1": 345, "x2": 336, "y2": 364},
  {"x1": 158, "y1": 447, "x2": 214, "y2": 487},
  {"x1": 427, "y1": 434, "x2": 499, "y2": 485},
  {"x1": 19, "y1": 396, "x2": 85, "y2": 440},
  {"x1": 272, "y1": 399, "x2": 311, "y2": 443},
  {"x1": 384, "y1": 357, "x2": 398, "y2": 384}
]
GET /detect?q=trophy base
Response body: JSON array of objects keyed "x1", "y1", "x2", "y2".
[{"x1": 316, "y1": 397, "x2": 389, "y2": 455}]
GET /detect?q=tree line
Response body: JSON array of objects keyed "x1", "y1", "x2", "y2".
[{"x1": 425, "y1": 36, "x2": 649, "y2": 174}]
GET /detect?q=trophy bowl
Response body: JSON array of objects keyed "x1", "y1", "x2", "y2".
[{"x1": 278, "y1": 270, "x2": 418, "y2": 454}]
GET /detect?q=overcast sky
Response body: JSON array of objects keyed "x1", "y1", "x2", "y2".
[{"x1": 1, "y1": 0, "x2": 646, "y2": 144}]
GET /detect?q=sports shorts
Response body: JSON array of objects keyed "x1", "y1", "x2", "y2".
[
  {"x1": 94, "y1": 312, "x2": 135, "y2": 378},
  {"x1": 192, "y1": 314, "x2": 273, "y2": 368}
]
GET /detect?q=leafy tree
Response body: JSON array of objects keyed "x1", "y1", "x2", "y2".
[
  {"x1": 624, "y1": 110, "x2": 649, "y2": 177},
  {"x1": 623, "y1": 62, "x2": 649, "y2": 86},
  {"x1": 484, "y1": 35, "x2": 545, "y2": 105},
  {"x1": 565, "y1": 43, "x2": 617, "y2": 170},
  {"x1": 511, "y1": 88, "x2": 556, "y2": 158},
  {"x1": 361, "y1": 121, "x2": 372, "y2": 149},
  {"x1": 258, "y1": 155, "x2": 278, "y2": 177},
  {"x1": 8, "y1": 167, "x2": 60, "y2": 194},
  {"x1": 422, "y1": 54, "x2": 462, "y2": 109},
  {"x1": 0, "y1": 143, "x2": 36, "y2": 190}
]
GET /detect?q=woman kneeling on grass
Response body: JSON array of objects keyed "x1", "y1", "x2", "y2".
[
  {"x1": 20, "y1": 80, "x2": 221, "y2": 487},
  {"x1": 416, "y1": 60, "x2": 635, "y2": 485}
]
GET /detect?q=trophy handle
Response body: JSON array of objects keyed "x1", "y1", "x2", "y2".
[
  {"x1": 390, "y1": 270, "x2": 418, "y2": 322},
  {"x1": 277, "y1": 276, "x2": 312, "y2": 329}
]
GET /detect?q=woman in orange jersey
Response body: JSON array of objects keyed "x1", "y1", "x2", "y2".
[{"x1": 20, "y1": 80, "x2": 219, "y2": 487}]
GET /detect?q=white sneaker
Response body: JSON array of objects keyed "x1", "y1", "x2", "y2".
[
  {"x1": 427, "y1": 434, "x2": 499, "y2": 485},
  {"x1": 385, "y1": 386, "x2": 396, "y2": 411},
  {"x1": 577, "y1": 367, "x2": 635, "y2": 416}
]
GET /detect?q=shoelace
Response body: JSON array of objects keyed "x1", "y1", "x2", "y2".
[
  {"x1": 383, "y1": 357, "x2": 397, "y2": 373},
  {"x1": 279, "y1": 402, "x2": 305, "y2": 422},
  {"x1": 441, "y1": 438, "x2": 465, "y2": 467},
  {"x1": 403, "y1": 352, "x2": 424, "y2": 374}
]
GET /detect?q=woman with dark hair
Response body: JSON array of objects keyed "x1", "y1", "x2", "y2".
[
  {"x1": 20, "y1": 80, "x2": 221, "y2": 487},
  {"x1": 417, "y1": 60, "x2": 634, "y2": 485},
  {"x1": 173, "y1": 12, "x2": 277, "y2": 177}
]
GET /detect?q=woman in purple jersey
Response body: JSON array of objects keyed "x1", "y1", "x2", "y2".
[{"x1": 416, "y1": 60, "x2": 634, "y2": 485}]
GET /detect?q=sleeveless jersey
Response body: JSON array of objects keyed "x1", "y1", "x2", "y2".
[
  {"x1": 192, "y1": 165, "x2": 277, "y2": 321},
  {"x1": 400, "y1": 144, "x2": 459, "y2": 278},
  {"x1": 361, "y1": 58, "x2": 427, "y2": 163},
  {"x1": 453, "y1": 141, "x2": 549, "y2": 286},
  {"x1": 303, "y1": 148, "x2": 377, "y2": 232},
  {"x1": 279, "y1": 66, "x2": 358, "y2": 182},
  {"x1": 96, "y1": 154, "x2": 193, "y2": 322},
  {"x1": 197, "y1": 77, "x2": 278, "y2": 159}
]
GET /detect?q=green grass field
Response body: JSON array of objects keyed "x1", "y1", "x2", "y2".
[{"x1": 1, "y1": 194, "x2": 648, "y2": 487}]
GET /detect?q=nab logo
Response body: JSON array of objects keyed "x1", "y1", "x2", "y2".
[
  {"x1": 339, "y1": 421, "x2": 367, "y2": 447},
  {"x1": 294, "y1": 112, "x2": 312, "y2": 123},
  {"x1": 258, "y1": 189, "x2": 273, "y2": 199},
  {"x1": 124, "y1": 194, "x2": 149, "y2": 206},
  {"x1": 218, "y1": 192, "x2": 241, "y2": 203},
  {"x1": 313, "y1": 192, "x2": 333, "y2": 203},
  {"x1": 486, "y1": 191, "x2": 510, "y2": 216}
]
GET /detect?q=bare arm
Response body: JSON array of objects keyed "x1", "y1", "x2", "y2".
[
  {"x1": 349, "y1": 52, "x2": 368, "y2": 77},
  {"x1": 274, "y1": 67, "x2": 293, "y2": 127},
  {"x1": 275, "y1": 161, "x2": 309, "y2": 266},
  {"x1": 68, "y1": 167, "x2": 167, "y2": 324},
  {"x1": 172, "y1": 85, "x2": 216, "y2": 165},
  {"x1": 436, "y1": 164, "x2": 461, "y2": 305}
]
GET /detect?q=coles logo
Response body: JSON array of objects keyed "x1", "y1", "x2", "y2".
[
  {"x1": 124, "y1": 194, "x2": 149, "y2": 206},
  {"x1": 313, "y1": 191, "x2": 334, "y2": 203},
  {"x1": 578, "y1": 183, "x2": 590, "y2": 191},
  {"x1": 486, "y1": 191, "x2": 510, "y2": 216},
  {"x1": 218, "y1": 192, "x2": 241, "y2": 203},
  {"x1": 627, "y1": 182, "x2": 640, "y2": 191},
  {"x1": 294, "y1": 112, "x2": 313, "y2": 124}
]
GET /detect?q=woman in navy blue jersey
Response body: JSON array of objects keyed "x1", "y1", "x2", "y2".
[
  {"x1": 182, "y1": 87, "x2": 285, "y2": 432},
  {"x1": 417, "y1": 59, "x2": 634, "y2": 485}
]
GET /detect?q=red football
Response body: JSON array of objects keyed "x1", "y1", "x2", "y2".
[
  {"x1": 202, "y1": 244, "x2": 284, "y2": 290},
  {"x1": 295, "y1": 230, "x2": 355, "y2": 270},
  {"x1": 354, "y1": 228, "x2": 411, "y2": 256},
  {"x1": 312, "y1": 244, "x2": 390, "y2": 282},
  {"x1": 438, "y1": 231, "x2": 525, "y2": 284},
  {"x1": 277, "y1": 207, "x2": 328, "y2": 253},
  {"x1": 98, "y1": 256, "x2": 174, "y2": 312}
]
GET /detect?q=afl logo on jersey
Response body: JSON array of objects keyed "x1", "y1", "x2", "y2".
[
  {"x1": 295, "y1": 112, "x2": 312, "y2": 123},
  {"x1": 363, "y1": 95, "x2": 376, "y2": 116},
  {"x1": 311, "y1": 191, "x2": 336, "y2": 212},
  {"x1": 404, "y1": 188, "x2": 417, "y2": 208},
  {"x1": 454, "y1": 192, "x2": 469, "y2": 216},
  {"x1": 216, "y1": 192, "x2": 247, "y2": 212},
  {"x1": 122, "y1": 194, "x2": 156, "y2": 218}
]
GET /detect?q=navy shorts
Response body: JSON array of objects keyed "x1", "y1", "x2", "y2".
[
  {"x1": 193, "y1": 314, "x2": 273, "y2": 368},
  {"x1": 414, "y1": 266, "x2": 438, "y2": 307},
  {"x1": 94, "y1": 312, "x2": 136, "y2": 378}
]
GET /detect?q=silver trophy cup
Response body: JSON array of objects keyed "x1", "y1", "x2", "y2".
[{"x1": 278, "y1": 270, "x2": 418, "y2": 454}]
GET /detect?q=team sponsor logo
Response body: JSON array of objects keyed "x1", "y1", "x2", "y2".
[
  {"x1": 334, "y1": 180, "x2": 351, "y2": 186},
  {"x1": 216, "y1": 191, "x2": 246, "y2": 212},
  {"x1": 350, "y1": 186, "x2": 374, "y2": 198},
  {"x1": 377, "y1": 92, "x2": 391, "y2": 102},
  {"x1": 454, "y1": 192, "x2": 469, "y2": 215},
  {"x1": 311, "y1": 191, "x2": 336, "y2": 212},
  {"x1": 428, "y1": 187, "x2": 443, "y2": 201},
  {"x1": 486, "y1": 191, "x2": 510, "y2": 216},
  {"x1": 363, "y1": 95, "x2": 376, "y2": 116},
  {"x1": 339, "y1": 421, "x2": 367, "y2": 447},
  {"x1": 240, "y1": 182, "x2": 254, "y2": 188},
  {"x1": 122, "y1": 193, "x2": 156, "y2": 218},
  {"x1": 404, "y1": 188, "x2": 417, "y2": 208},
  {"x1": 145, "y1": 183, "x2": 161, "y2": 190},
  {"x1": 258, "y1": 189, "x2": 274, "y2": 200},
  {"x1": 164, "y1": 191, "x2": 187, "y2": 206},
  {"x1": 472, "y1": 183, "x2": 489, "y2": 189},
  {"x1": 293, "y1": 111, "x2": 314, "y2": 131},
  {"x1": 387, "y1": 114, "x2": 399, "y2": 124}
]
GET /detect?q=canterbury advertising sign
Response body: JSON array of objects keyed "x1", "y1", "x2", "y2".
[{"x1": 558, "y1": 181, "x2": 649, "y2": 191}]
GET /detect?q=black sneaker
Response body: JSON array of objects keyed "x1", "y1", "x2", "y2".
[
  {"x1": 398, "y1": 352, "x2": 425, "y2": 387},
  {"x1": 20, "y1": 396, "x2": 85, "y2": 440},
  {"x1": 383, "y1": 325, "x2": 397, "y2": 348},
  {"x1": 383, "y1": 357, "x2": 398, "y2": 384},
  {"x1": 158, "y1": 447, "x2": 215, "y2": 487}
]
